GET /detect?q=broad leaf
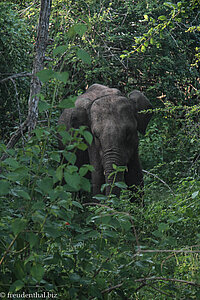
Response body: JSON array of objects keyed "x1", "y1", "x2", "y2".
[
  {"x1": 11, "y1": 219, "x2": 27, "y2": 235},
  {"x1": 30, "y1": 264, "x2": 45, "y2": 282},
  {"x1": 77, "y1": 49, "x2": 91, "y2": 65}
]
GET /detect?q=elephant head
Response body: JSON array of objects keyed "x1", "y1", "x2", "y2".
[{"x1": 59, "y1": 84, "x2": 153, "y2": 198}]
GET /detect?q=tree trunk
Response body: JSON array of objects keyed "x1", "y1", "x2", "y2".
[
  {"x1": 28, "y1": 0, "x2": 52, "y2": 133},
  {"x1": 0, "y1": 0, "x2": 52, "y2": 162}
]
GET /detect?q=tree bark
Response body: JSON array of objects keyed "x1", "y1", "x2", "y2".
[
  {"x1": 28, "y1": 0, "x2": 52, "y2": 133},
  {"x1": 0, "y1": 0, "x2": 52, "y2": 162}
]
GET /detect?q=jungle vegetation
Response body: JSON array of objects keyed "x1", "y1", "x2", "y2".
[{"x1": 0, "y1": 0, "x2": 199, "y2": 299}]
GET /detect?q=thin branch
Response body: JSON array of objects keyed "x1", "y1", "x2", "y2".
[
  {"x1": 135, "y1": 277, "x2": 200, "y2": 287},
  {"x1": 138, "y1": 249, "x2": 200, "y2": 254},
  {"x1": 0, "y1": 72, "x2": 32, "y2": 83},
  {"x1": 10, "y1": 78, "x2": 26, "y2": 148},
  {"x1": 142, "y1": 169, "x2": 175, "y2": 195},
  {"x1": 0, "y1": 234, "x2": 19, "y2": 266}
]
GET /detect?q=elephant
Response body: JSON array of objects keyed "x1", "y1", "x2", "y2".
[{"x1": 58, "y1": 83, "x2": 153, "y2": 200}]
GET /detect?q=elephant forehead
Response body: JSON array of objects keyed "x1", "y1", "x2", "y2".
[{"x1": 91, "y1": 97, "x2": 133, "y2": 120}]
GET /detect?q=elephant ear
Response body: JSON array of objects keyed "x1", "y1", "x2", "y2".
[
  {"x1": 70, "y1": 107, "x2": 89, "y2": 128},
  {"x1": 129, "y1": 90, "x2": 153, "y2": 135}
]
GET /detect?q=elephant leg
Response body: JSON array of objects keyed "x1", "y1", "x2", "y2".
[
  {"x1": 91, "y1": 167, "x2": 105, "y2": 196},
  {"x1": 88, "y1": 145, "x2": 105, "y2": 197},
  {"x1": 125, "y1": 152, "x2": 144, "y2": 204}
]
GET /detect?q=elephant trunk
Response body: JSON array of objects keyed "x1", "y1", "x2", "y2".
[{"x1": 103, "y1": 149, "x2": 125, "y2": 196}]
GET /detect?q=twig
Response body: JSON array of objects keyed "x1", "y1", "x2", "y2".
[
  {"x1": 148, "y1": 283, "x2": 174, "y2": 298},
  {"x1": 102, "y1": 283, "x2": 123, "y2": 294},
  {"x1": 161, "y1": 253, "x2": 176, "y2": 272},
  {"x1": 93, "y1": 256, "x2": 112, "y2": 278},
  {"x1": 135, "y1": 277, "x2": 200, "y2": 287},
  {"x1": 135, "y1": 282, "x2": 147, "y2": 292},
  {"x1": 142, "y1": 169, "x2": 175, "y2": 195},
  {"x1": 0, "y1": 119, "x2": 29, "y2": 162}
]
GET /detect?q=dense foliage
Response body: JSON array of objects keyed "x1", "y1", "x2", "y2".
[
  {"x1": 0, "y1": 2, "x2": 32, "y2": 140},
  {"x1": 0, "y1": 0, "x2": 199, "y2": 299}
]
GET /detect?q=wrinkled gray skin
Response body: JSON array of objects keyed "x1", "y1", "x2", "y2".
[{"x1": 58, "y1": 84, "x2": 153, "y2": 199}]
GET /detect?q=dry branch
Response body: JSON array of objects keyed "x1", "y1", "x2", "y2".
[{"x1": 0, "y1": 72, "x2": 32, "y2": 83}]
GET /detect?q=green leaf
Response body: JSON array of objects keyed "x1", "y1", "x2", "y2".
[
  {"x1": 30, "y1": 264, "x2": 45, "y2": 282},
  {"x1": 54, "y1": 71, "x2": 69, "y2": 83},
  {"x1": 150, "y1": 37, "x2": 154, "y2": 45},
  {"x1": 34, "y1": 127, "x2": 43, "y2": 139},
  {"x1": 11, "y1": 219, "x2": 27, "y2": 235},
  {"x1": 80, "y1": 176, "x2": 91, "y2": 192},
  {"x1": 74, "y1": 24, "x2": 87, "y2": 36},
  {"x1": 164, "y1": 2, "x2": 176, "y2": 9},
  {"x1": 69, "y1": 273, "x2": 81, "y2": 282},
  {"x1": 4, "y1": 157, "x2": 20, "y2": 169},
  {"x1": 64, "y1": 172, "x2": 81, "y2": 191},
  {"x1": 44, "y1": 224, "x2": 61, "y2": 238},
  {"x1": 83, "y1": 130, "x2": 93, "y2": 145},
  {"x1": 56, "y1": 165, "x2": 63, "y2": 181},
  {"x1": 114, "y1": 182, "x2": 127, "y2": 189},
  {"x1": 63, "y1": 152, "x2": 76, "y2": 164},
  {"x1": 53, "y1": 45, "x2": 68, "y2": 56},
  {"x1": 58, "y1": 97, "x2": 76, "y2": 108},
  {"x1": 37, "y1": 177, "x2": 53, "y2": 194},
  {"x1": 103, "y1": 230, "x2": 118, "y2": 238},
  {"x1": 37, "y1": 69, "x2": 54, "y2": 83},
  {"x1": 72, "y1": 201, "x2": 83, "y2": 209},
  {"x1": 14, "y1": 261, "x2": 25, "y2": 281},
  {"x1": 77, "y1": 49, "x2": 91, "y2": 65},
  {"x1": 15, "y1": 189, "x2": 31, "y2": 200},
  {"x1": 50, "y1": 152, "x2": 60, "y2": 162},
  {"x1": 10, "y1": 280, "x2": 24, "y2": 292},
  {"x1": 144, "y1": 14, "x2": 148, "y2": 21},
  {"x1": 79, "y1": 166, "x2": 89, "y2": 176},
  {"x1": 119, "y1": 219, "x2": 132, "y2": 231},
  {"x1": 38, "y1": 100, "x2": 50, "y2": 113},
  {"x1": 93, "y1": 194, "x2": 107, "y2": 201},
  {"x1": 158, "y1": 15, "x2": 167, "y2": 21},
  {"x1": 158, "y1": 223, "x2": 169, "y2": 231},
  {"x1": 141, "y1": 45, "x2": 146, "y2": 52},
  {"x1": 0, "y1": 180, "x2": 10, "y2": 195},
  {"x1": 77, "y1": 143, "x2": 88, "y2": 151},
  {"x1": 26, "y1": 232, "x2": 39, "y2": 248}
]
